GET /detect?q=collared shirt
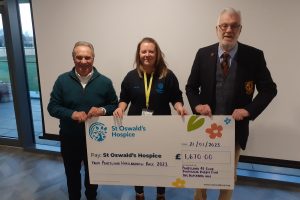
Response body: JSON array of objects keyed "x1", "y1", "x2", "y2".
[
  {"x1": 75, "y1": 69, "x2": 94, "y2": 88},
  {"x1": 218, "y1": 44, "x2": 238, "y2": 68}
]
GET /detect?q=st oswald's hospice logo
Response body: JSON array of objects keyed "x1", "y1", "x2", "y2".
[{"x1": 89, "y1": 122, "x2": 107, "y2": 142}]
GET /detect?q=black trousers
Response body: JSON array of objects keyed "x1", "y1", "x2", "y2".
[
  {"x1": 135, "y1": 186, "x2": 165, "y2": 195},
  {"x1": 61, "y1": 134, "x2": 98, "y2": 200}
]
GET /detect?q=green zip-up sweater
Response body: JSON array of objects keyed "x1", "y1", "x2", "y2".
[{"x1": 47, "y1": 67, "x2": 118, "y2": 136}]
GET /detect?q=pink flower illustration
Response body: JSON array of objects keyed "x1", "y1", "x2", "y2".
[{"x1": 205, "y1": 123, "x2": 223, "y2": 139}]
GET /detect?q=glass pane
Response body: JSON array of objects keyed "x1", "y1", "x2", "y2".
[
  {"x1": 0, "y1": 14, "x2": 18, "y2": 139},
  {"x1": 19, "y1": 3, "x2": 59, "y2": 146}
]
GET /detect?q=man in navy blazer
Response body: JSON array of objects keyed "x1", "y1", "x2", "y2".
[{"x1": 186, "y1": 7, "x2": 277, "y2": 200}]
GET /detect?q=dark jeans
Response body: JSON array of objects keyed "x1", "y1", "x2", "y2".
[
  {"x1": 61, "y1": 134, "x2": 98, "y2": 200},
  {"x1": 135, "y1": 186, "x2": 165, "y2": 195}
]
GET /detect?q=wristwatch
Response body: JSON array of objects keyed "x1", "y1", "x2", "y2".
[{"x1": 99, "y1": 107, "x2": 106, "y2": 115}]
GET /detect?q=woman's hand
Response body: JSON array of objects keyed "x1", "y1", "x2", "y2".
[
  {"x1": 113, "y1": 107, "x2": 124, "y2": 118},
  {"x1": 174, "y1": 102, "x2": 188, "y2": 116}
]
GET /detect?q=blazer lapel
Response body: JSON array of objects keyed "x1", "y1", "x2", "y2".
[{"x1": 207, "y1": 44, "x2": 218, "y2": 106}]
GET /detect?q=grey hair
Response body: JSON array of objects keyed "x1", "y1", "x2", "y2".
[
  {"x1": 72, "y1": 41, "x2": 95, "y2": 58},
  {"x1": 217, "y1": 7, "x2": 242, "y2": 25}
]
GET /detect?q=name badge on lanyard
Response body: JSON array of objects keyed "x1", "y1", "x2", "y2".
[
  {"x1": 143, "y1": 72, "x2": 154, "y2": 116},
  {"x1": 142, "y1": 109, "x2": 154, "y2": 116}
]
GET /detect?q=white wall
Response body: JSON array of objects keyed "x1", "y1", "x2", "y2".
[{"x1": 32, "y1": 0, "x2": 300, "y2": 162}]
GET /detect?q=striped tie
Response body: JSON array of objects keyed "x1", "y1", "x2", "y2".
[{"x1": 221, "y1": 52, "x2": 230, "y2": 77}]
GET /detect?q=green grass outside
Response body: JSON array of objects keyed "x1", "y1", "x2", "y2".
[{"x1": 0, "y1": 55, "x2": 39, "y2": 92}]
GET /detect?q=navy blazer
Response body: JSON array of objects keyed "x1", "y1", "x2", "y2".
[{"x1": 186, "y1": 42, "x2": 277, "y2": 149}]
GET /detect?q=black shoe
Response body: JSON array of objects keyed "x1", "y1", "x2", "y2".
[
  {"x1": 136, "y1": 193, "x2": 145, "y2": 200},
  {"x1": 157, "y1": 194, "x2": 165, "y2": 200}
]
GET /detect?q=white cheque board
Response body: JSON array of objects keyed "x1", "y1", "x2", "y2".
[{"x1": 85, "y1": 115, "x2": 235, "y2": 189}]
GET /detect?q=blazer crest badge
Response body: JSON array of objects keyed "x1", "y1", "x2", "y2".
[{"x1": 245, "y1": 81, "x2": 254, "y2": 95}]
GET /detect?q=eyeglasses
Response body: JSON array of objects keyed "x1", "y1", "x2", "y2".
[
  {"x1": 218, "y1": 24, "x2": 241, "y2": 31},
  {"x1": 75, "y1": 56, "x2": 93, "y2": 61}
]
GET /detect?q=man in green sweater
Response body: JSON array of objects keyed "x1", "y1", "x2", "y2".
[{"x1": 48, "y1": 41, "x2": 118, "y2": 200}]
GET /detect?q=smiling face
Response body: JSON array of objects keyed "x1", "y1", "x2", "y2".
[
  {"x1": 73, "y1": 45, "x2": 94, "y2": 77},
  {"x1": 139, "y1": 42, "x2": 157, "y2": 71},
  {"x1": 216, "y1": 11, "x2": 242, "y2": 51}
]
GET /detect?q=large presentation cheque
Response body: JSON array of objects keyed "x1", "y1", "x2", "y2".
[{"x1": 85, "y1": 115, "x2": 235, "y2": 189}]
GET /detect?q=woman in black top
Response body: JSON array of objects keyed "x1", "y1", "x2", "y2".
[{"x1": 113, "y1": 37, "x2": 187, "y2": 200}]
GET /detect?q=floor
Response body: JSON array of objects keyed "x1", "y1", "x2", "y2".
[
  {"x1": 0, "y1": 145, "x2": 300, "y2": 200},
  {"x1": 0, "y1": 98, "x2": 60, "y2": 146}
]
